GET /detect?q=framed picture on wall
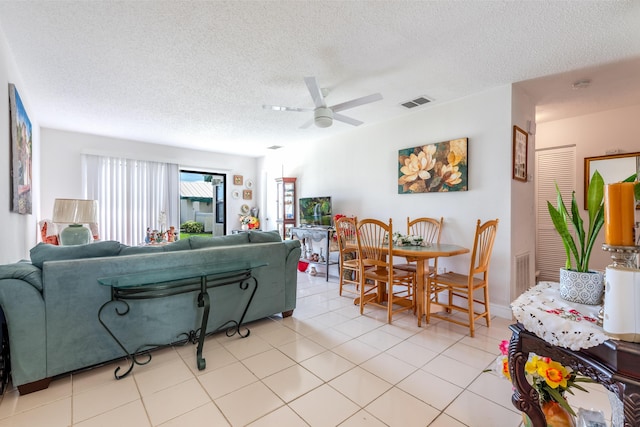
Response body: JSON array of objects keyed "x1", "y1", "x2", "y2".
[
  {"x1": 243, "y1": 189, "x2": 252, "y2": 200},
  {"x1": 9, "y1": 83, "x2": 33, "y2": 214},
  {"x1": 233, "y1": 175, "x2": 243, "y2": 185},
  {"x1": 512, "y1": 125, "x2": 528, "y2": 182}
]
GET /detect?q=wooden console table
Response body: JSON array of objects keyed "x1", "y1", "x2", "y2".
[
  {"x1": 98, "y1": 261, "x2": 266, "y2": 379},
  {"x1": 291, "y1": 226, "x2": 337, "y2": 281},
  {"x1": 509, "y1": 323, "x2": 640, "y2": 427},
  {"x1": 509, "y1": 282, "x2": 640, "y2": 426}
]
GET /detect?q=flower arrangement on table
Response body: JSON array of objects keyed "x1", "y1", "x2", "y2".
[
  {"x1": 239, "y1": 214, "x2": 260, "y2": 229},
  {"x1": 391, "y1": 232, "x2": 424, "y2": 246},
  {"x1": 490, "y1": 340, "x2": 593, "y2": 420}
]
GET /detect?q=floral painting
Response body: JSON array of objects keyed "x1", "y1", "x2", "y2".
[
  {"x1": 9, "y1": 83, "x2": 33, "y2": 214},
  {"x1": 398, "y1": 138, "x2": 468, "y2": 194}
]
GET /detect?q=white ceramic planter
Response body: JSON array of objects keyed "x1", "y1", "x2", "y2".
[{"x1": 559, "y1": 268, "x2": 605, "y2": 305}]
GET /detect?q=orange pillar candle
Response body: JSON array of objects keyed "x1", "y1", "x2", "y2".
[{"x1": 604, "y1": 182, "x2": 636, "y2": 246}]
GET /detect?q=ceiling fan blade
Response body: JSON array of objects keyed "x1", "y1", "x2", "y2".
[
  {"x1": 299, "y1": 118, "x2": 315, "y2": 129},
  {"x1": 330, "y1": 93, "x2": 383, "y2": 113},
  {"x1": 262, "y1": 104, "x2": 311, "y2": 112},
  {"x1": 333, "y1": 113, "x2": 363, "y2": 127},
  {"x1": 304, "y1": 76, "x2": 326, "y2": 108}
]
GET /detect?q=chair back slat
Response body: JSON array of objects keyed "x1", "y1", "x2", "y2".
[
  {"x1": 469, "y1": 219, "x2": 499, "y2": 276},
  {"x1": 356, "y1": 218, "x2": 392, "y2": 270},
  {"x1": 335, "y1": 216, "x2": 358, "y2": 251},
  {"x1": 407, "y1": 217, "x2": 443, "y2": 244}
]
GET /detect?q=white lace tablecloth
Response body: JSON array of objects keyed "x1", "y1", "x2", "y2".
[{"x1": 511, "y1": 281, "x2": 614, "y2": 350}]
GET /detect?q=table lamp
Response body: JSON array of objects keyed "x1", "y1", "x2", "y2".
[{"x1": 52, "y1": 199, "x2": 98, "y2": 245}]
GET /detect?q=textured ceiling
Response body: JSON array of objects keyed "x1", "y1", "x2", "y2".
[{"x1": 1, "y1": 1, "x2": 639, "y2": 157}]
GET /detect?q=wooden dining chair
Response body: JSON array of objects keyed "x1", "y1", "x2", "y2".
[
  {"x1": 395, "y1": 217, "x2": 443, "y2": 312},
  {"x1": 335, "y1": 216, "x2": 360, "y2": 297},
  {"x1": 356, "y1": 218, "x2": 415, "y2": 323},
  {"x1": 427, "y1": 218, "x2": 499, "y2": 337}
]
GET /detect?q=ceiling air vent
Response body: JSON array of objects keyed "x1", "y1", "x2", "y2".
[
  {"x1": 267, "y1": 145, "x2": 283, "y2": 150},
  {"x1": 400, "y1": 96, "x2": 433, "y2": 109}
]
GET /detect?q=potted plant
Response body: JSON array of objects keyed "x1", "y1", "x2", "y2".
[{"x1": 547, "y1": 171, "x2": 638, "y2": 304}]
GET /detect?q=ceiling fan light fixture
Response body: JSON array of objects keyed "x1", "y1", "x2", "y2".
[{"x1": 314, "y1": 107, "x2": 333, "y2": 128}]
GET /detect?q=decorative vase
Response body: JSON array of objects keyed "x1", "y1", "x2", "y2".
[
  {"x1": 559, "y1": 268, "x2": 604, "y2": 305},
  {"x1": 522, "y1": 401, "x2": 576, "y2": 427},
  {"x1": 542, "y1": 400, "x2": 576, "y2": 427},
  {"x1": 241, "y1": 224, "x2": 249, "y2": 231}
]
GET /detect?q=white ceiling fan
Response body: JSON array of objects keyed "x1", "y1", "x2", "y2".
[{"x1": 263, "y1": 76, "x2": 383, "y2": 129}]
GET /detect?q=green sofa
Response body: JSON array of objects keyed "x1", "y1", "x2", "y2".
[{"x1": 0, "y1": 230, "x2": 301, "y2": 394}]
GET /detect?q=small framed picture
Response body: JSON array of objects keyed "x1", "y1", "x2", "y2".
[
  {"x1": 512, "y1": 125, "x2": 528, "y2": 182},
  {"x1": 233, "y1": 175, "x2": 243, "y2": 186},
  {"x1": 243, "y1": 189, "x2": 252, "y2": 200}
]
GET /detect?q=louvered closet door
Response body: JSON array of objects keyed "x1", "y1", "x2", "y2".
[{"x1": 535, "y1": 146, "x2": 576, "y2": 282}]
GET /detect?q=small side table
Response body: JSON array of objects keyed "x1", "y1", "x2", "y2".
[
  {"x1": 98, "y1": 261, "x2": 266, "y2": 379},
  {"x1": 291, "y1": 226, "x2": 338, "y2": 281}
]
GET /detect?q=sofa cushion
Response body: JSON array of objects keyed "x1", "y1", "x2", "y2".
[
  {"x1": 249, "y1": 230, "x2": 282, "y2": 243},
  {"x1": 118, "y1": 244, "x2": 167, "y2": 256},
  {"x1": 30, "y1": 241, "x2": 122, "y2": 268},
  {"x1": 189, "y1": 233, "x2": 249, "y2": 249},
  {"x1": 163, "y1": 238, "x2": 192, "y2": 251}
]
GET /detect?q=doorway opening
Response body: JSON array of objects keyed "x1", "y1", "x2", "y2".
[{"x1": 180, "y1": 170, "x2": 226, "y2": 237}]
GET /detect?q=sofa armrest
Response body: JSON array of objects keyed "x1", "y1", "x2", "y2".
[
  {"x1": 283, "y1": 239, "x2": 302, "y2": 255},
  {"x1": 283, "y1": 239, "x2": 302, "y2": 312},
  {"x1": 0, "y1": 278, "x2": 46, "y2": 387},
  {"x1": 0, "y1": 262, "x2": 43, "y2": 292}
]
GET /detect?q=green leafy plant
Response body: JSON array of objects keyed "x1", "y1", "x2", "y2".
[
  {"x1": 547, "y1": 171, "x2": 605, "y2": 272},
  {"x1": 180, "y1": 221, "x2": 204, "y2": 234},
  {"x1": 547, "y1": 171, "x2": 639, "y2": 272}
]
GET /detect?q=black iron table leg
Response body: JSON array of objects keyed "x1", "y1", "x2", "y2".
[
  {"x1": 97, "y1": 263, "x2": 266, "y2": 379},
  {"x1": 196, "y1": 276, "x2": 209, "y2": 371}
]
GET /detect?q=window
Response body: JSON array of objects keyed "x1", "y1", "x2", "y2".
[{"x1": 82, "y1": 155, "x2": 179, "y2": 246}]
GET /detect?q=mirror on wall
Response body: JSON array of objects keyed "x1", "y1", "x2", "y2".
[{"x1": 584, "y1": 152, "x2": 640, "y2": 209}]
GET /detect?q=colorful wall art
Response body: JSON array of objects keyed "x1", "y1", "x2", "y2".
[
  {"x1": 9, "y1": 83, "x2": 33, "y2": 214},
  {"x1": 398, "y1": 138, "x2": 468, "y2": 194}
]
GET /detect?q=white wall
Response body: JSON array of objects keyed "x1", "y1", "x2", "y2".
[
  {"x1": 264, "y1": 85, "x2": 523, "y2": 318},
  {"x1": 536, "y1": 104, "x2": 640, "y2": 270},
  {"x1": 40, "y1": 128, "x2": 261, "y2": 235},
  {"x1": 511, "y1": 85, "x2": 537, "y2": 296},
  {"x1": 0, "y1": 27, "x2": 40, "y2": 263}
]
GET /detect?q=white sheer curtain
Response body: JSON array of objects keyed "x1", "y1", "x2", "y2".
[{"x1": 82, "y1": 154, "x2": 179, "y2": 246}]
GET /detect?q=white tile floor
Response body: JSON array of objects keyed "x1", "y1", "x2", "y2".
[{"x1": 0, "y1": 272, "x2": 613, "y2": 426}]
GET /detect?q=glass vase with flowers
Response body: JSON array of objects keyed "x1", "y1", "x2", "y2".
[
  {"x1": 488, "y1": 340, "x2": 594, "y2": 427},
  {"x1": 239, "y1": 214, "x2": 260, "y2": 230}
]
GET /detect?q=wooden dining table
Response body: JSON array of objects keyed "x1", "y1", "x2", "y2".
[
  {"x1": 392, "y1": 243, "x2": 469, "y2": 326},
  {"x1": 346, "y1": 241, "x2": 469, "y2": 326}
]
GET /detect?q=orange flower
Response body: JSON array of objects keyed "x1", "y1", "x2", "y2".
[
  {"x1": 500, "y1": 357, "x2": 511, "y2": 380},
  {"x1": 537, "y1": 359, "x2": 570, "y2": 389}
]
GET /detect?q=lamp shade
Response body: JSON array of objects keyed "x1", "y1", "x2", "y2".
[
  {"x1": 52, "y1": 199, "x2": 98, "y2": 224},
  {"x1": 52, "y1": 199, "x2": 98, "y2": 245}
]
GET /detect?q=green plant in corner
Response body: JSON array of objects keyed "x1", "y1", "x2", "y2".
[
  {"x1": 547, "y1": 171, "x2": 639, "y2": 272},
  {"x1": 547, "y1": 171, "x2": 604, "y2": 273}
]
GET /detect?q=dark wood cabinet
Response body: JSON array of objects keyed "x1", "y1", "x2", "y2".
[{"x1": 275, "y1": 177, "x2": 296, "y2": 239}]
